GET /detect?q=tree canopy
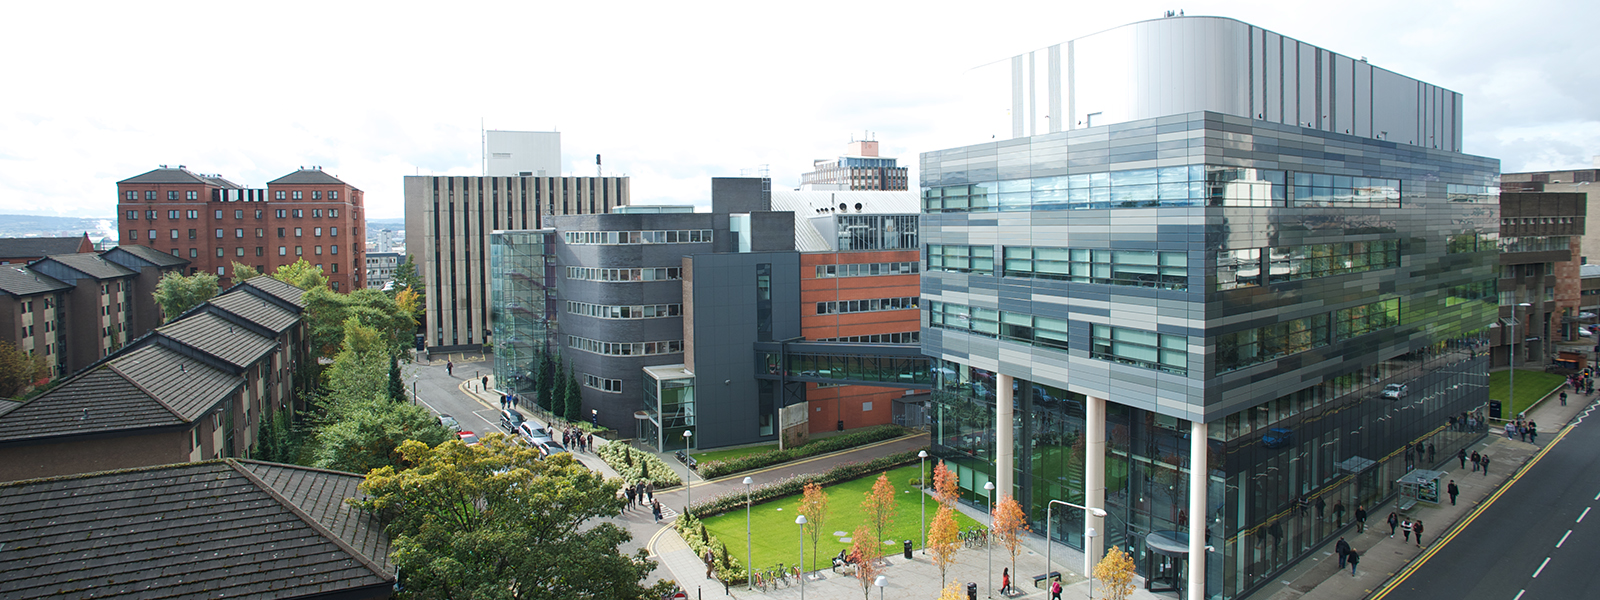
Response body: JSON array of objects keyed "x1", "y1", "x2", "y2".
[
  {"x1": 273, "y1": 258, "x2": 330, "y2": 291},
  {"x1": 0, "y1": 341, "x2": 48, "y2": 398},
  {"x1": 152, "y1": 271, "x2": 218, "y2": 322},
  {"x1": 231, "y1": 262, "x2": 262, "y2": 282},
  {"x1": 392, "y1": 254, "x2": 425, "y2": 299},
  {"x1": 304, "y1": 287, "x2": 418, "y2": 360},
  {"x1": 354, "y1": 436, "x2": 663, "y2": 600},
  {"x1": 312, "y1": 317, "x2": 449, "y2": 472}
]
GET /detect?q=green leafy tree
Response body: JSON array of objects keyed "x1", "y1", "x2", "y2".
[
  {"x1": 549, "y1": 359, "x2": 567, "y2": 420},
  {"x1": 388, "y1": 359, "x2": 406, "y2": 402},
  {"x1": 352, "y1": 436, "x2": 664, "y2": 600},
  {"x1": 302, "y1": 287, "x2": 417, "y2": 360},
  {"x1": 311, "y1": 317, "x2": 449, "y2": 472},
  {"x1": 391, "y1": 254, "x2": 425, "y2": 300},
  {"x1": 152, "y1": 271, "x2": 218, "y2": 322},
  {"x1": 231, "y1": 262, "x2": 262, "y2": 282},
  {"x1": 564, "y1": 366, "x2": 583, "y2": 422},
  {"x1": 1094, "y1": 546, "x2": 1138, "y2": 600},
  {"x1": 536, "y1": 351, "x2": 555, "y2": 411},
  {"x1": 0, "y1": 341, "x2": 49, "y2": 398},
  {"x1": 272, "y1": 258, "x2": 330, "y2": 291}
]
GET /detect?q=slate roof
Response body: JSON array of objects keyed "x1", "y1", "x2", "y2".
[
  {"x1": 0, "y1": 344, "x2": 239, "y2": 443},
  {"x1": 240, "y1": 461, "x2": 393, "y2": 573},
  {"x1": 157, "y1": 312, "x2": 277, "y2": 369},
  {"x1": 117, "y1": 167, "x2": 212, "y2": 185},
  {"x1": 0, "y1": 460, "x2": 393, "y2": 599},
  {"x1": 0, "y1": 399, "x2": 19, "y2": 418},
  {"x1": 0, "y1": 266, "x2": 71, "y2": 297},
  {"x1": 268, "y1": 168, "x2": 353, "y2": 187},
  {"x1": 104, "y1": 244, "x2": 188, "y2": 268},
  {"x1": 240, "y1": 275, "x2": 308, "y2": 306},
  {"x1": 209, "y1": 287, "x2": 301, "y2": 333},
  {"x1": 0, "y1": 236, "x2": 90, "y2": 259},
  {"x1": 36, "y1": 253, "x2": 136, "y2": 280}
]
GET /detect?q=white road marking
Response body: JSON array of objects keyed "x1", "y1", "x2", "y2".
[
  {"x1": 1594, "y1": 490, "x2": 1600, "y2": 501},
  {"x1": 1558, "y1": 530, "x2": 1572, "y2": 548},
  {"x1": 1580, "y1": 507, "x2": 1592, "y2": 523},
  {"x1": 1513, "y1": 590, "x2": 1525, "y2": 600},
  {"x1": 1532, "y1": 557, "x2": 1551, "y2": 578}
]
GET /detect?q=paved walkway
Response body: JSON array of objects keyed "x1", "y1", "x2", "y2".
[{"x1": 1246, "y1": 386, "x2": 1590, "y2": 600}]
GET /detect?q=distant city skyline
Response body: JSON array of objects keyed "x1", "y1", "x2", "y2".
[{"x1": 2, "y1": 0, "x2": 1597, "y2": 220}]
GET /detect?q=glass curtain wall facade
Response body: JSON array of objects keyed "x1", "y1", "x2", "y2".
[
  {"x1": 921, "y1": 111, "x2": 1499, "y2": 599},
  {"x1": 490, "y1": 230, "x2": 558, "y2": 397}
]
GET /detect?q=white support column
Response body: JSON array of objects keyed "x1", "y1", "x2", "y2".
[
  {"x1": 1085, "y1": 395, "x2": 1107, "y2": 577},
  {"x1": 1188, "y1": 419, "x2": 1209, "y2": 600},
  {"x1": 996, "y1": 374, "x2": 1014, "y2": 498}
]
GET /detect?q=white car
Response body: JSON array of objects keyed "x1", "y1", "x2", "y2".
[
  {"x1": 438, "y1": 414, "x2": 461, "y2": 432},
  {"x1": 517, "y1": 422, "x2": 552, "y2": 444},
  {"x1": 1381, "y1": 384, "x2": 1407, "y2": 399}
]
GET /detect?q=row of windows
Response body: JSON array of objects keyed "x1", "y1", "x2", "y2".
[
  {"x1": 1217, "y1": 314, "x2": 1331, "y2": 373},
  {"x1": 1447, "y1": 184, "x2": 1499, "y2": 204},
  {"x1": 814, "y1": 261, "x2": 920, "y2": 279},
  {"x1": 922, "y1": 166, "x2": 1401, "y2": 212},
  {"x1": 1218, "y1": 240, "x2": 1400, "y2": 291},
  {"x1": 927, "y1": 301, "x2": 1071, "y2": 351},
  {"x1": 567, "y1": 336, "x2": 683, "y2": 357},
  {"x1": 927, "y1": 245, "x2": 994, "y2": 275},
  {"x1": 1500, "y1": 236, "x2": 1570, "y2": 253},
  {"x1": 1335, "y1": 298, "x2": 1401, "y2": 340},
  {"x1": 1090, "y1": 324, "x2": 1189, "y2": 375},
  {"x1": 1003, "y1": 247, "x2": 1189, "y2": 290},
  {"x1": 1448, "y1": 280, "x2": 1497, "y2": 306},
  {"x1": 565, "y1": 266, "x2": 682, "y2": 282},
  {"x1": 584, "y1": 373, "x2": 623, "y2": 393},
  {"x1": 271, "y1": 190, "x2": 339, "y2": 200},
  {"x1": 566, "y1": 301, "x2": 682, "y2": 319},
  {"x1": 815, "y1": 296, "x2": 919, "y2": 315},
  {"x1": 1446, "y1": 231, "x2": 1499, "y2": 254},
  {"x1": 1502, "y1": 217, "x2": 1577, "y2": 226},
  {"x1": 126, "y1": 208, "x2": 339, "y2": 220},
  {"x1": 814, "y1": 331, "x2": 922, "y2": 344},
  {"x1": 126, "y1": 190, "x2": 199, "y2": 200},
  {"x1": 126, "y1": 226, "x2": 340, "y2": 242},
  {"x1": 563, "y1": 230, "x2": 713, "y2": 245}
]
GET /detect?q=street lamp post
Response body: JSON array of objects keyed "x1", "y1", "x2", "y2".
[
  {"x1": 682, "y1": 430, "x2": 693, "y2": 515},
  {"x1": 874, "y1": 575, "x2": 888, "y2": 600},
  {"x1": 1086, "y1": 528, "x2": 1099, "y2": 600},
  {"x1": 984, "y1": 481, "x2": 995, "y2": 598},
  {"x1": 918, "y1": 450, "x2": 929, "y2": 555},
  {"x1": 796, "y1": 514, "x2": 808, "y2": 600},
  {"x1": 411, "y1": 374, "x2": 419, "y2": 406},
  {"x1": 1044, "y1": 499, "x2": 1109, "y2": 586},
  {"x1": 744, "y1": 476, "x2": 754, "y2": 591},
  {"x1": 1511, "y1": 302, "x2": 1532, "y2": 420}
]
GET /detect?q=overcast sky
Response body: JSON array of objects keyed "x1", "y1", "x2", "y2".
[{"x1": 3, "y1": 0, "x2": 1597, "y2": 220}]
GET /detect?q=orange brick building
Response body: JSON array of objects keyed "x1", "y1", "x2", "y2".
[{"x1": 800, "y1": 249, "x2": 922, "y2": 432}]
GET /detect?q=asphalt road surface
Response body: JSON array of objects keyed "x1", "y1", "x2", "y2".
[{"x1": 1380, "y1": 405, "x2": 1600, "y2": 600}]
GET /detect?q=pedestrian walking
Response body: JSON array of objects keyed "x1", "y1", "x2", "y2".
[
  {"x1": 1530, "y1": 428, "x2": 1538, "y2": 444},
  {"x1": 704, "y1": 550, "x2": 715, "y2": 579},
  {"x1": 1050, "y1": 579, "x2": 1062, "y2": 600},
  {"x1": 646, "y1": 482, "x2": 655, "y2": 503},
  {"x1": 1471, "y1": 451, "x2": 1481, "y2": 472},
  {"x1": 1413, "y1": 520, "x2": 1425, "y2": 547},
  {"x1": 1506, "y1": 423, "x2": 1516, "y2": 440},
  {"x1": 1562, "y1": 391, "x2": 1569, "y2": 406},
  {"x1": 1336, "y1": 537, "x2": 1352, "y2": 569},
  {"x1": 446, "y1": 360, "x2": 454, "y2": 376},
  {"x1": 482, "y1": 375, "x2": 489, "y2": 391},
  {"x1": 1348, "y1": 549, "x2": 1360, "y2": 576},
  {"x1": 652, "y1": 499, "x2": 663, "y2": 523},
  {"x1": 1447, "y1": 480, "x2": 1459, "y2": 506},
  {"x1": 1387, "y1": 512, "x2": 1400, "y2": 538},
  {"x1": 1482, "y1": 455, "x2": 1491, "y2": 475},
  {"x1": 637, "y1": 482, "x2": 648, "y2": 505},
  {"x1": 1458, "y1": 448, "x2": 1468, "y2": 469},
  {"x1": 626, "y1": 486, "x2": 637, "y2": 506},
  {"x1": 1002, "y1": 568, "x2": 1012, "y2": 595},
  {"x1": 1401, "y1": 518, "x2": 1413, "y2": 542},
  {"x1": 1355, "y1": 505, "x2": 1368, "y2": 533}
]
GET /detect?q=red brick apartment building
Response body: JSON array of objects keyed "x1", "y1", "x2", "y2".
[
  {"x1": 116, "y1": 166, "x2": 366, "y2": 291},
  {"x1": 800, "y1": 248, "x2": 923, "y2": 433}
]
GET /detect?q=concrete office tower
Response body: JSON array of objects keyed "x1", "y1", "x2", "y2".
[
  {"x1": 405, "y1": 174, "x2": 629, "y2": 351},
  {"x1": 486, "y1": 131, "x2": 561, "y2": 177},
  {"x1": 920, "y1": 16, "x2": 1498, "y2": 600},
  {"x1": 801, "y1": 139, "x2": 909, "y2": 191}
]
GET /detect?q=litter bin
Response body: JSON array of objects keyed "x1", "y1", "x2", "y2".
[
  {"x1": 903, "y1": 540, "x2": 913, "y2": 559},
  {"x1": 967, "y1": 582, "x2": 978, "y2": 600},
  {"x1": 837, "y1": 420, "x2": 845, "y2": 431},
  {"x1": 1489, "y1": 400, "x2": 1503, "y2": 419}
]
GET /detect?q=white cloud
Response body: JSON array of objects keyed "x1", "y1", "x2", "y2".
[{"x1": 3, "y1": 0, "x2": 1598, "y2": 219}]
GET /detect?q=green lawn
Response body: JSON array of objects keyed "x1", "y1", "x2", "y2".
[
  {"x1": 693, "y1": 444, "x2": 779, "y2": 464},
  {"x1": 1488, "y1": 369, "x2": 1567, "y2": 417},
  {"x1": 700, "y1": 463, "x2": 983, "y2": 573}
]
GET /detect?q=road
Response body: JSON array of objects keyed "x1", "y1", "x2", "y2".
[
  {"x1": 404, "y1": 350, "x2": 507, "y2": 437},
  {"x1": 1382, "y1": 405, "x2": 1600, "y2": 600}
]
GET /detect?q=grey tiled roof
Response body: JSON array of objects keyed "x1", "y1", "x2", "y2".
[
  {"x1": 0, "y1": 399, "x2": 19, "y2": 417},
  {"x1": 209, "y1": 287, "x2": 300, "y2": 333},
  {"x1": 240, "y1": 461, "x2": 393, "y2": 573},
  {"x1": 117, "y1": 167, "x2": 212, "y2": 185},
  {"x1": 109, "y1": 344, "x2": 241, "y2": 421},
  {"x1": 240, "y1": 275, "x2": 308, "y2": 306},
  {"x1": 268, "y1": 168, "x2": 352, "y2": 187},
  {"x1": 0, "y1": 365, "x2": 183, "y2": 443},
  {"x1": 0, "y1": 266, "x2": 71, "y2": 297},
  {"x1": 36, "y1": 253, "x2": 136, "y2": 280},
  {"x1": 157, "y1": 312, "x2": 277, "y2": 368},
  {"x1": 0, "y1": 237, "x2": 89, "y2": 259},
  {"x1": 0, "y1": 460, "x2": 393, "y2": 599},
  {"x1": 103, "y1": 244, "x2": 188, "y2": 268}
]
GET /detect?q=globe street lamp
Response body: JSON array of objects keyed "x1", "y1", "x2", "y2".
[
  {"x1": 1044, "y1": 499, "x2": 1108, "y2": 590},
  {"x1": 874, "y1": 574, "x2": 888, "y2": 600},
  {"x1": 984, "y1": 481, "x2": 996, "y2": 598},
  {"x1": 918, "y1": 450, "x2": 929, "y2": 555},
  {"x1": 744, "y1": 476, "x2": 755, "y2": 591},
  {"x1": 682, "y1": 430, "x2": 693, "y2": 515},
  {"x1": 796, "y1": 514, "x2": 808, "y2": 600}
]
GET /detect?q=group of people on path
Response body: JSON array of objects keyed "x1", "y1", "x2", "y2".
[
  {"x1": 563, "y1": 428, "x2": 594, "y2": 452},
  {"x1": 1568, "y1": 369, "x2": 1595, "y2": 398},
  {"x1": 1384, "y1": 512, "x2": 1426, "y2": 547},
  {"x1": 1505, "y1": 418, "x2": 1539, "y2": 444},
  {"x1": 621, "y1": 481, "x2": 664, "y2": 522},
  {"x1": 1458, "y1": 448, "x2": 1493, "y2": 476}
]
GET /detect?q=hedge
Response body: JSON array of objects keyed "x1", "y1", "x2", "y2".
[
  {"x1": 695, "y1": 425, "x2": 910, "y2": 479},
  {"x1": 596, "y1": 441, "x2": 682, "y2": 488},
  {"x1": 675, "y1": 513, "x2": 746, "y2": 584},
  {"x1": 687, "y1": 448, "x2": 925, "y2": 518}
]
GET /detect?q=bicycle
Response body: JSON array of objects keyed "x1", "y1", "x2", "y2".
[
  {"x1": 750, "y1": 571, "x2": 764, "y2": 592},
  {"x1": 791, "y1": 565, "x2": 803, "y2": 583}
]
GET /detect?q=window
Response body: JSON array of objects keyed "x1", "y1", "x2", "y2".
[
  {"x1": 567, "y1": 335, "x2": 684, "y2": 357},
  {"x1": 214, "y1": 209, "x2": 223, "y2": 219},
  {"x1": 125, "y1": 191, "x2": 137, "y2": 200},
  {"x1": 329, "y1": 208, "x2": 339, "y2": 216},
  {"x1": 331, "y1": 281, "x2": 339, "y2": 291},
  {"x1": 255, "y1": 228, "x2": 264, "y2": 238},
  {"x1": 315, "y1": 245, "x2": 322, "y2": 255},
  {"x1": 1002, "y1": 246, "x2": 1188, "y2": 290},
  {"x1": 186, "y1": 210, "x2": 198, "y2": 219},
  {"x1": 236, "y1": 247, "x2": 245, "y2": 257},
  {"x1": 1216, "y1": 314, "x2": 1331, "y2": 373},
  {"x1": 332, "y1": 262, "x2": 338, "y2": 272},
  {"x1": 330, "y1": 227, "x2": 337, "y2": 237},
  {"x1": 330, "y1": 191, "x2": 339, "y2": 200},
  {"x1": 565, "y1": 266, "x2": 684, "y2": 282},
  {"x1": 312, "y1": 191, "x2": 322, "y2": 200},
  {"x1": 1334, "y1": 298, "x2": 1401, "y2": 340},
  {"x1": 255, "y1": 209, "x2": 263, "y2": 219},
  {"x1": 275, "y1": 209, "x2": 287, "y2": 218},
  {"x1": 189, "y1": 248, "x2": 198, "y2": 258},
  {"x1": 279, "y1": 246, "x2": 287, "y2": 256},
  {"x1": 312, "y1": 209, "x2": 322, "y2": 218},
  {"x1": 145, "y1": 210, "x2": 156, "y2": 220},
  {"x1": 292, "y1": 191, "x2": 303, "y2": 200},
  {"x1": 566, "y1": 301, "x2": 683, "y2": 319},
  {"x1": 216, "y1": 248, "x2": 224, "y2": 258},
  {"x1": 168, "y1": 191, "x2": 179, "y2": 200},
  {"x1": 584, "y1": 374, "x2": 623, "y2": 393},
  {"x1": 1091, "y1": 325, "x2": 1188, "y2": 375},
  {"x1": 145, "y1": 191, "x2": 156, "y2": 200},
  {"x1": 294, "y1": 209, "x2": 303, "y2": 218},
  {"x1": 126, "y1": 210, "x2": 138, "y2": 220},
  {"x1": 815, "y1": 296, "x2": 919, "y2": 315},
  {"x1": 295, "y1": 227, "x2": 302, "y2": 237},
  {"x1": 188, "y1": 229, "x2": 196, "y2": 239},
  {"x1": 187, "y1": 191, "x2": 198, "y2": 200},
  {"x1": 128, "y1": 230, "x2": 138, "y2": 240},
  {"x1": 168, "y1": 210, "x2": 180, "y2": 219},
  {"x1": 330, "y1": 245, "x2": 339, "y2": 255},
  {"x1": 217, "y1": 266, "x2": 225, "y2": 275},
  {"x1": 562, "y1": 229, "x2": 715, "y2": 245},
  {"x1": 1216, "y1": 249, "x2": 1263, "y2": 290},
  {"x1": 927, "y1": 245, "x2": 994, "y2": 275},
  {"x1": 314, "y1": 227, "x2": 322, "y2": 237},
  {"x1": 256, "y1": 247, "x2": 264, "y2": 256},
  {"x1": 1293, "y1": 173, "x2": 1401, "y2": 208},
  {"x1": 235, "y1": 228, "x2": 243, "y2": 238},
  {"x1": 148, "y1": 229, "x2": 156, "y2": 240},
  {"x1": 235, "y1": 210, "x2": 243, "y2": 219},
  {"x1": 215, "y1": 228, "x2": 224, "y2": 239},
  {"x1": 277, "y1": 228, "x2": 285, "y2": 238},
  {"x1": 296, "y1": 246, "x2": 303, "y2": 256}
]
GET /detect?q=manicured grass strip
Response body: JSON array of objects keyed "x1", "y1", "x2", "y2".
[
  {"x1": 694, "y1": 444, "x2": 779, "y2": 464},
  {"x1": 1488, "y1": 369, "x2": 1566, "y2": 417},
  {"x1": 700, "y1": 463, "x2": 983, "y2": 574}
]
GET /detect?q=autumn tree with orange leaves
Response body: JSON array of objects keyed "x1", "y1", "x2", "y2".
[
  {"x1": 799, "y1": 482, "x2": 829, "y2": 572},
  {"x1": 851, "y1": 523, "x2": 883, "y2": 600},
  {"x1": 928, "y1": 503, "x2": 961, "y2": 588},
  {"x1": 933, "y1": 460, "x2": 960, "y2": 507},
  {"x1": 992, "y1": 494, "x2": 1031, "y2": 589},
  {"x1": 862, "y1": 472, "x2": 898, "y2": 546}
]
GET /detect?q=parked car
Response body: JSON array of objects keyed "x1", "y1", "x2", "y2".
[
  {"x1": 1381, "y1": 384, "x2": 1408, "y2": 400},
  {"x1": 517, "y1": 422, "x2": 551, "y2": 443},
  {"x1": 458, "y1": 431, "x2": 481, "y2": 446},
  {"x1": 438, "y1": 414, "x2": 461, "y2": 432},
  {"x1": 500, "y1": 409, "x2": 526, "y2": 432},
  {"x1": 534, "y1": 440, "x2": 569, "y2": 458}
]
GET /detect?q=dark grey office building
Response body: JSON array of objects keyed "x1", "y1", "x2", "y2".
[{"x1": 921, "y1": 16, "x2": 1500, "y2": 599}]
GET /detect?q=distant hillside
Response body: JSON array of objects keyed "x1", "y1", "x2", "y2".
[
  {"x1": 0, "y1": 215, "x2": 116, "y2": 241},
  {"x1": 367, "y1": 218, "x2": 405, "y2": 230}
]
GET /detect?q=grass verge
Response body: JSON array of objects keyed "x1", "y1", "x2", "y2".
[{"x1": 1488, "y1": 369, "x2": 1566, "y2": 417}]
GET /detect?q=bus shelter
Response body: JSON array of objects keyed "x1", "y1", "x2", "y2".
[{"x1": 1396, "y1": 469, "x2": 1446, "y2": 512}]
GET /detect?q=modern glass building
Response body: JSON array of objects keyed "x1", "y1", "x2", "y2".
[
  {"x1": 489, "y1": 230, "x2": 558, "y2": 398},
  {"x1": 920, "y1": 16, "x2": 1500, "y2": 599}
]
